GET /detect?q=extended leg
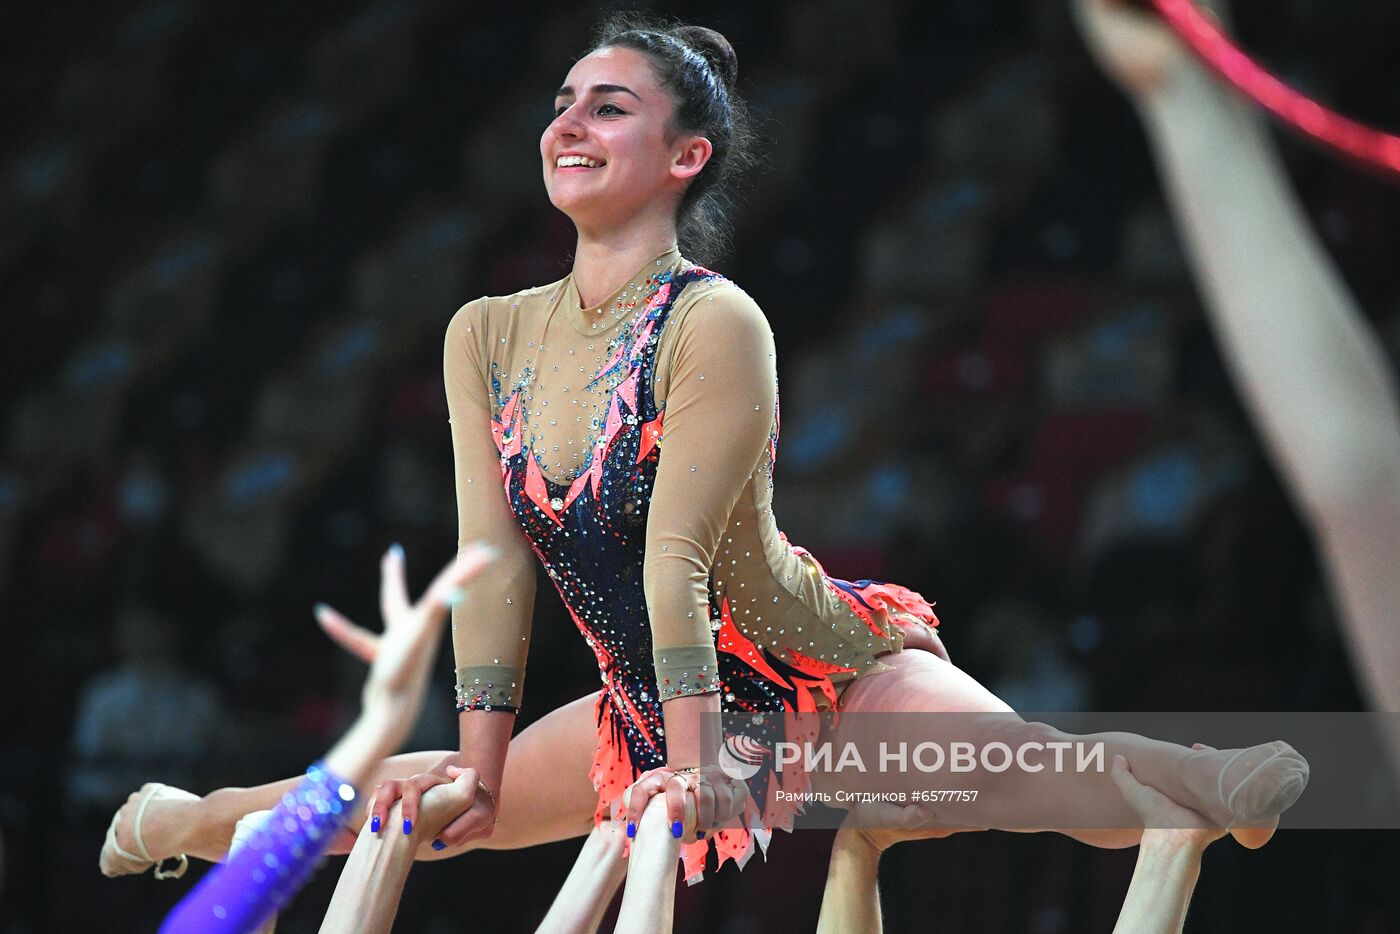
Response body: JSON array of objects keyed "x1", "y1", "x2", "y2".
[
  {"x1": 105, "y1": 691, "x2": 604, "y2": 869},
  {"x1": 822, "y1": 651, "x2": 1302, "y2": 848}
]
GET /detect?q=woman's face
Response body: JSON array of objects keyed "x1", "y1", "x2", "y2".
[{"x1": 541, "y1": 46, "x2": 708, "y2": 233}]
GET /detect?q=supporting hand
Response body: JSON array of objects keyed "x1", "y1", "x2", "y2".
[{"x1": 622, "y1": 765, "x2": 749, "y2": 843}]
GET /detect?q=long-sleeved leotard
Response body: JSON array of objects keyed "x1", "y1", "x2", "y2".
[{"x1": 444, "y1": 248, "x2": 937, "y2": 879}]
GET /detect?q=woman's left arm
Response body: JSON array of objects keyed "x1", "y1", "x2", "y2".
[{"x1": 628, "y1": 284, "x2": 777, "y2": 836}]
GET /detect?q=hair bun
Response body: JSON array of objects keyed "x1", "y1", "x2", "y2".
[{"x1": 673, "y1": 25, "x2": 738, "y2": 91}]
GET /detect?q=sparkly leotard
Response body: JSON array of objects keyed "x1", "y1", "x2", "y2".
[{"x1": 443, "y1": 247, "x2": 937, "y2": 879}]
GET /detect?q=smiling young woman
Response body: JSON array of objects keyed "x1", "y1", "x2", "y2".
[{"x1": 102, "y1": 12, "x2": 1308, "y2": 918}]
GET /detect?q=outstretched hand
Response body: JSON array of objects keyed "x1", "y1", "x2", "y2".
[
  {"x1": 316, "y1": 542, "x2": 495, "y2": 728},
  {"x1": 1072, "y1": 0, "x2": 1228, "y2": 100}
]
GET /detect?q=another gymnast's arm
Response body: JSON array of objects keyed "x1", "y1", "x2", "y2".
[
  {"x1": 815, "y1": 803, "x2": 965, "y2": 934},
  {"x1": 1074, "y1": 0, "x2": 1400, "y2": 711},
  {"x1": 319, "y1": 768, "x2": 478, "y2": 932},
  {"x1": 815, "y1": 824, "x2": 886, "y2": 934},
  {"x1": 813, "y1": 755, "x2": 1224, "y2": 934},
  {"x1": 159, "y1": 546, "x2": 493, "y2": 933},
  {"x1": 1108, "y1": 754, "x2": 1224, "y2": 934}
]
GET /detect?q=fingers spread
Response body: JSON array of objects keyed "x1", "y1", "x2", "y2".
[
  {"x1": 380, "y1": 544, "x2": 411, "y2": 624},
  {"x1": 422, "y1": 543, "x2": 497, "y2": 612},
  {"x1": 315, "y1": 604, "x2": 379, "y2": 663}
]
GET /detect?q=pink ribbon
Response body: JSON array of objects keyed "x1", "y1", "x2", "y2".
[{"x1": 1152, "y1": 0, "x2": 1400, "y2": 178}]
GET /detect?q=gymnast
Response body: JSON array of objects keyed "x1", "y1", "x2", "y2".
[
  {"x1": 102, "y1": 10, "x2": 1309, "y2": 920},
  {"x1": 308, "y1": 620, "x2": 1232, "y2": 934}
]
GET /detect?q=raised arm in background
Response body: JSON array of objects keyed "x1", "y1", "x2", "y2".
[{"x1": 1074, "y1": 0, "x2": 1400, "y2": 713}]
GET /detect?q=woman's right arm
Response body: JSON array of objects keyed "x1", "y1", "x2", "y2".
[{"x1": 370, "y1": 298, "x2": 539, "y2": 847}]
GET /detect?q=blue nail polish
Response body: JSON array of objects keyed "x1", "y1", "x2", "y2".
[
  {"x1": 370, "y1": 815, "x2": 380, "y2": 833},
  {"x1": 431, "y1": 839, "x2": 447, "y2": 851},
  {"x1": 444, "y1": 587, "x2": 466, "y2": 607},
  {"x1": 403, "y1": 818, "x2": 412, "y2": 835},
  {"x1": 313, "y1": 602, "x2": 330, "y2": 619},
  {"x1": 626, "y1": 821, "x2": 636, "y2": 838},
  {"x1": 697, "y1": 831, "x2": 706, "y2": 840},
  {"x1": 671, "y1": 820, "x2": 683, "y2": 839},
  {"x1": 389, "y1": 543, "x2": 405, "y2": 561}
]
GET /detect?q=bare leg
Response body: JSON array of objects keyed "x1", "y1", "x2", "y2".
[
  {"x1": 108, "y1": 691, "x2": 604, "y2": 867},
  {"x1": 821, "y1": 651, "x2": 1303, "y2": 848},
  {"x1": 416, "y1": 690, "x2": 600, "y2": 858}
]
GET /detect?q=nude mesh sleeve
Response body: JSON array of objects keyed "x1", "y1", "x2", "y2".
[
  {"x1": 444, "y1": 299, "x2": 537, "y2": 712},
  {"x1": 644, "y1": 285, "x2": 777, "y2": 700}
]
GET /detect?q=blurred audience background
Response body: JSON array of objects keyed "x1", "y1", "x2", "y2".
[{"x1": 3, "y1": 0, "x2": 1399, "y2": 930}]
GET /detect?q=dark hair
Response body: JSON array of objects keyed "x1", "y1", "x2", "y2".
[{"x1": 587, "y1": 13, "x2": 756, "y2": 263}]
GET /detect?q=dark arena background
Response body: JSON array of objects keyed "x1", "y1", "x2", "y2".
[{"x1": 4, "y1": 0, "x2": 1400, "y2": 931}]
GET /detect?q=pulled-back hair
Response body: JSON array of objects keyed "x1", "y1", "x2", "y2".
[{"x1": 588, "y1": 13, "x2": 756, "y2": 263}]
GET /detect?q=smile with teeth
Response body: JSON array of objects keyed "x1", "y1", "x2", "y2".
[{"x1": 556, "y1": 155, "x2": 604, "y2": 168}]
